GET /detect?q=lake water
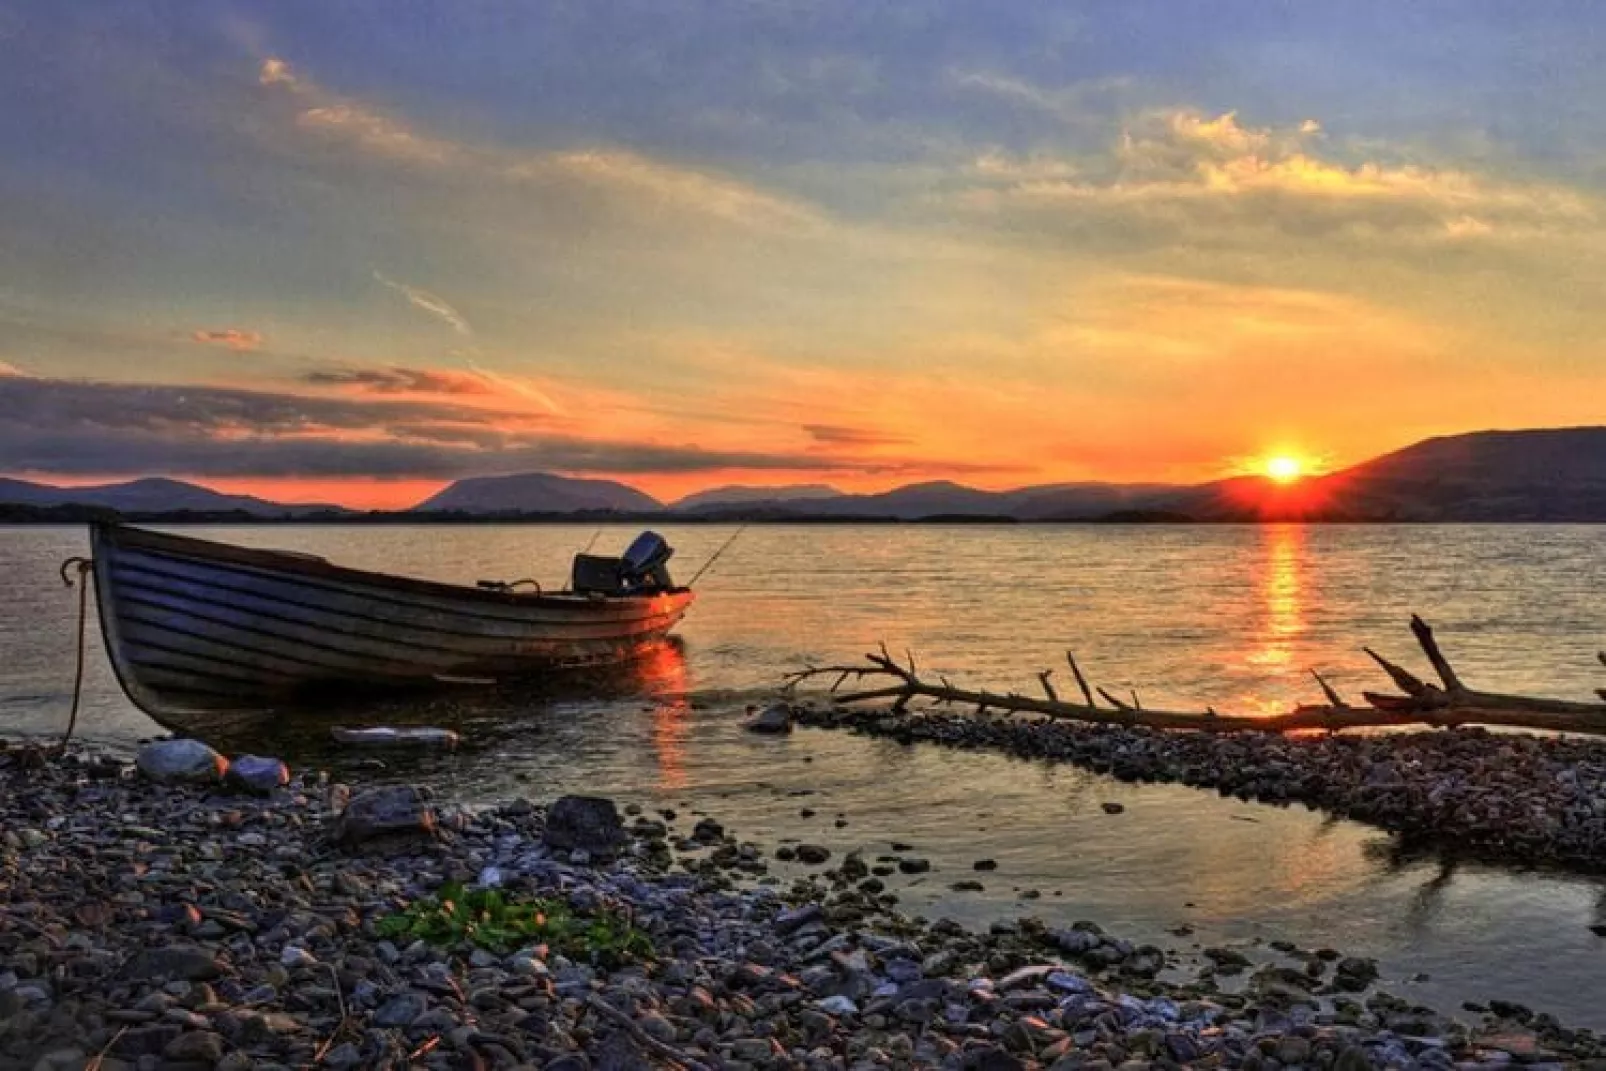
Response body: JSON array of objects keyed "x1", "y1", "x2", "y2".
[{"x1": 4, "y1": 523, "x2": 1606, "y2": 1027}]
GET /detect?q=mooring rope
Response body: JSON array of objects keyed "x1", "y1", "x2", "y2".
[{"x1": 57, "y1": 557, "x2": 93, "y2": 753}]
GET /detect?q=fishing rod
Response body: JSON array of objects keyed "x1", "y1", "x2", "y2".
[{"x1": 687, "y1": 524, "x2": 747, "y2": 586}]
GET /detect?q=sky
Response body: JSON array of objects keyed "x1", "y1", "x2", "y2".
[{"x1": 2, "y1": 1, "x2": 1605, "y2": 508}]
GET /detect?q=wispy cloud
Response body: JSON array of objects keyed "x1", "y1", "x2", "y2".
[
  {"x1": 192, "y1": 328, "x2": 264, "y2": 351},
  {"x1": 372, "y1": 271, "x2": 472, "y2": 336},
  {"x1": 257, "y1": 56, "x2": 822, "y2": 232},
  {"x1": 803, "y1": 423, "x2": 911, "y2": 448},
  {"x1": 302, "y1": 365, "x2": 494, "y2": 395}
]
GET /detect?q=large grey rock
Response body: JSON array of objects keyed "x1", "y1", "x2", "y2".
[
  {"x1": 135, "y1": 739, "x2": 226, "y2": 784},
  {"x1": 225, "y1": 755, "x2": 289, "y2": 794},
  {"x1": 332, "y1": 785, "x2": 436, "y2": 844},
  {"x1": 744, "y1": 702, "x2": 794, "y2": 734},
  {"x1": 543, "y1": 796, "x2": 626, "y2": 858}
]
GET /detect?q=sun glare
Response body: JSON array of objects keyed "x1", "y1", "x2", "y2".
[{"x1": 1264, "y1": 455, "x2": 1304, "y2": 483}]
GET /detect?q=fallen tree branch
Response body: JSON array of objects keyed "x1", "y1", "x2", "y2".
[{"x1": 782, "y1": 616, "x2": 1606, "y2": 737}]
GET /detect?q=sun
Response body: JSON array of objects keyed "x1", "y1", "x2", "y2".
[{"x1": 1264, "y1": 455, "x2": 1305, "y2": 484}]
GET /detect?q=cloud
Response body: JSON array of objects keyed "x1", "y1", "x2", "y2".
[
  {"x1": 803, "y1": 423, "x2": 911, "y2": 448},
  {"x1": 372, "y1": 272, "x2": 473, "y2": 336},
  {"x1": 956, "y1": 108, "x2": 1596, "y2": 245},
  {"x1": 0, "y1": 373, "x2": 989, "y2": 480},
  {"x1": 192, "y1": 328, "x2": 264, "y2": 351},
  {"x1": 302, "y1": 365, "x2": 496, "y2": 395},
  {"x1": 256, "y1": 56, "x2": 820, "y2": 232},
  {"x1": 0, "y1": 360, "x2": 23, "y2": 377}
]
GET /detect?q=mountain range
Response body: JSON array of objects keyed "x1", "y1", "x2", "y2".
[
  {"x1": 0, "y1": 477, "x2": 343, "y2": 517},
  {"x1": 4, "y1": 426, "x2": 1605, "y2": 522}
]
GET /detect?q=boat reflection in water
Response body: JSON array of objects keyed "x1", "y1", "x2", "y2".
[{"x1": 174, "y1": 636, "x2": 695, "y2": 775}]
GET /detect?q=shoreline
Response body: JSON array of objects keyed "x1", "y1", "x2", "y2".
[
  {"x1": 792, "y1": 705, "x2": 1606, "y2": 878},
  {"x1": 2, "y1": 744, "x2": 1601, "y2": 1070}
]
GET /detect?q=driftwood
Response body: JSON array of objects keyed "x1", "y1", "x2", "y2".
[{"x1": 782, "y1": 618, "x2": 1606, "y2": 737}]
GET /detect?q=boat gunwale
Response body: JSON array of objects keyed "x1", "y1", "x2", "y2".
[{"x1": 93, "y1": 522, "x2": 694, "y2": 611}]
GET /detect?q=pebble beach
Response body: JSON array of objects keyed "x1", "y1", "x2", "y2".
[{"x1": 3, "y1": 734, "x2": 1603, "y2": 1071}]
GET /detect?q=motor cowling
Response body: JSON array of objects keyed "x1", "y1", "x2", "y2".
[{"x1": 619, "y1": 531, "x2": 674, "y2": 589}]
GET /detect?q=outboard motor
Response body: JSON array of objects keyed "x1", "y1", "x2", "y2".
[{"x1": 619, "y1": 531, "x2": 674, "y2": 590}]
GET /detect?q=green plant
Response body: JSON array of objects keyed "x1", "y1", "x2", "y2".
[{"x1": 374, "y1": 883, "x2": 653, "y2": 964}]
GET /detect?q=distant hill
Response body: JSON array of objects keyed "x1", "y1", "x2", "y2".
[
  {"x1": 673, "y1": 483, "x2": 842, "y2": 512},
  {"x1": 1161, "y1": 427, "x2": 1606, "y2": 521},
  {"x1": 0, "y1": 477, "x2": 342, "y2": 517},
  {"x1": 699, "y1": 479, "x2": 1185, "y2": 520},
  {"x1": 413, "y1": 472, "x2": 664, "y2": 514},
  {"x1": 6, "y1": 425, "x2": 1604, "y2": 524}
]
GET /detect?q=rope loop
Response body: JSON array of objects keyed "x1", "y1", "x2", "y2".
[{"x1": 56, "y1": 556, "x2": 93, "y2": 753}]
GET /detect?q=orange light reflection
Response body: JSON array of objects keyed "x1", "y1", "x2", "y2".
[
  {"x1": 637, "y1": 640, "x2": 692, "y2": 791},
  {"x1": 1245, "y1": 524, "x2": 1306, "y2": 703}
]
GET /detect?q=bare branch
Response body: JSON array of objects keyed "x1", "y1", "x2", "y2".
[
  {"x1": 1311, "y1": 669, "x2": 1346, "y2": 708},
  {"x1": 1066, "y1": 652, "x2": 1096, "y2": 707}
]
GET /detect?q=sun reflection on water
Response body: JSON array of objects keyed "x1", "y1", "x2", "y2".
[{"x1": 1244, "y1": 524, "x2": 1307, "y2": 708}]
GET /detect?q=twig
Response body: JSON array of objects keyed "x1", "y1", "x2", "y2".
[
  {"x1": 313, "y1": 964, "x2": 352, "y2": 1064},
  {"x1": 1037, "y1": 670, "x2": 1058, "y2": 702},
  {"x1": 1311, "y1": 669, "x2": 1346, "y2": 708},
  {"x1": 86, "y1": 1026, "x2": 128, "y2": 1071},
  {"x1": 586, "y1": 994, "x2": 713, "y2": 1071},
  {"x1": 1066, "y1": 652, "x2": 1096, "y2": 707}
]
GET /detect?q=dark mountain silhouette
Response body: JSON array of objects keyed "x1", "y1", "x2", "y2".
[
  {"x1": 5, "y1": 426, "x2": 1605, "y2": 522},
  {"x1": 1156, "y1": 426, "x2": 1606, "y2": 521},
  {"x1": 673, "y1": 483, "x2": 842, "y2": 511},
  {"x1": 0, "y1": 477, "x2": 342, "y2": 517},
  {"x1": 412, "y1": 472, "x2": 664, "y2": 514},
  {"x1": 708, "y1": 479, "x2": 1184, "y2": 520}
]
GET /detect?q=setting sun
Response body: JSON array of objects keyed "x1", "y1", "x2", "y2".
[{"x1": 1264, "y1": 455, "x2": 1305, "y2": 483}]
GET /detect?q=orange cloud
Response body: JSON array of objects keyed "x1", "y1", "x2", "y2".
[{"x1": 192, "y1": 328, "x2": 263, "y2": 351}]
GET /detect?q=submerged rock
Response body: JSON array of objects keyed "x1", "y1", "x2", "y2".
[
  {"x1": 135, "y1": 738, "x2": 226, "y2": 784},
  {"x1": 745, "y1": 701, "x2": 795, "y2": 734}
]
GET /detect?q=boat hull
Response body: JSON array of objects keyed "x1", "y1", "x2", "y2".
[{"x1": 89, "y1": 524, "x2": 694, "y2": 720}]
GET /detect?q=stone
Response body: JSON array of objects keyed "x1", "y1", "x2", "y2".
[
  {"x1": 163, "y1": 1030, "x2": 225, "y2": 1063},
  {"x1": 1333, "y1": 1046, "x2": 1375, "y2": 1071},
  {"x1": 123, "y1": 945, "x2": 224, "y2": 982},
  {"x1": 745, "y1": 702, "x2": 795, "y2": 734},
  {"x1": 332, "y1": 785, "x2": 436, "y2": 844},
  {"x1": 773, "y1": 903, "x2": 824, "y2": 935},
  {"x1": 373, "y1": 991, "x2": 429, "y2": 1027},
  {"x1": 226, "y1": 754, "x2": 290, "y2": 794},
  {"x1": 135, "y1": 739, "x2": 227, "y2": 784},
  {"x1": 795, "y1": 844, "x2": 831, "y2": 865},
  {"x1": 322, "y1": 1042, "x2": 365, "y2": 1069},
  {"x1": 544, "y1": 796, "x2": 627, "y2": 858}
]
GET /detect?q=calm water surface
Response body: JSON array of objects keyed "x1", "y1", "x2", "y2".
[{"x1": 3, "y1": 523, "x2": 1606, "y2": 1026}]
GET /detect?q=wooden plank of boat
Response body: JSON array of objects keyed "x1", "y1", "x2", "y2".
[{"x1": 89, "y1": 523, "x2": 695, "y2": 722}]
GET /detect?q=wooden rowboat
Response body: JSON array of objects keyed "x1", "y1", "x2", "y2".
[{"x1": 88, "y1": 523, "x2": 695, "y2": 723}]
